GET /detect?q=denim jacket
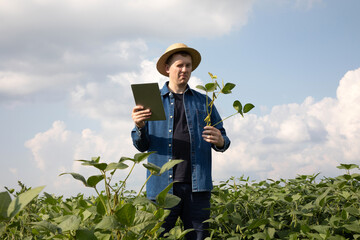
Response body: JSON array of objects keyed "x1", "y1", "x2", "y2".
[{"x1": 131, "y1": 82, "x2": 230, "y2": 200}]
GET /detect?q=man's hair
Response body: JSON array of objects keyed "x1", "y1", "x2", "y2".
[{"x1": 165, "y1": 51, "x2": 192, "y2": 65}]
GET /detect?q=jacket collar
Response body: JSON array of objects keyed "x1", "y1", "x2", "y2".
[{"x1": 160, "y1": 81, "x2": 194, "y2": 96}]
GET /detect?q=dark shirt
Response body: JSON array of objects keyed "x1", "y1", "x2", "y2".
[{"x1": 172, "y1": 93, "x2": 191, "y2": 183}]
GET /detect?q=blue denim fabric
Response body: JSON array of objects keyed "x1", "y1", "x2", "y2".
[{"x1": 131, "y1": 82, "x2": 230, "y2": 200}]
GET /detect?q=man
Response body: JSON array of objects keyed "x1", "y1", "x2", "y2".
[{"x1": 131, "y1": 43, "x2": 230, "y2": 240}]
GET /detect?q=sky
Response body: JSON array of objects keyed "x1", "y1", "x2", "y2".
[{"x1": 1, "y1": 0, "x2": 360, "y2": 197}]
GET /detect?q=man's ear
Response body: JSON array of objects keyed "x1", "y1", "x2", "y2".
[{"x1": 165, "y1": 64, "x2": 170, "y2": 74}]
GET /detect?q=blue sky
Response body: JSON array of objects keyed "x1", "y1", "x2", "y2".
[{"x1": 1, "y1": 0, "x2": 360, "y2": 196}]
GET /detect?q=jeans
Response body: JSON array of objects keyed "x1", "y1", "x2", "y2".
[{"x1": 161, "y1": 183, "x2": 211, "y2": 240}]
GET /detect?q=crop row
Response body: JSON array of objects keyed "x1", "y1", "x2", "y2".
[{"x1": 1, "y1": 158, "x2": 359, "y2": 239}]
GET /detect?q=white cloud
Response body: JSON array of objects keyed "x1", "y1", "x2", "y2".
[
  {"x1": 0, "y1": 0, "x2": 253, "y2": 43},
  {"x1": 9, "y1": 168, "x2": 18, "y2": 175},
  {"x1": 25, "y1": 67, "x2": 360, "y2": 195},
  {"x1": 24, "y1": 119, "x2": 144, "y2": 195},
  {"x1": 213, "y1": 67, "x2": 360, "y2": 182},
  {"x1": 71, "y1": 58, "x2": 204, "y2": 123},
  {"x1": 0, "y1": 71, "x2": 83, "y2": 97},
  {"x1": 25, "y1": 121, "x2": 79, "y2": 171},
  {"x1": 0, "y1": 39, "x2": 148, "y2": 104},
  {"x1": 0, "y1": 0, "x2": 254, "y2": 104}
]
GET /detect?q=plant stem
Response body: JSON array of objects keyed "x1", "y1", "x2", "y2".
[
  {"x1": 138, "y1": 173, "x2": 153, "y2": 197},
  {"x1": 94, "y1": 187, "x2": 110, "y2": 216},
  {"x1": 119, "y1": 162, "x2": 136, "y2": 197},
  {"x1": 212, "y1": 112, "x2": 238, "y2": 127},
  {"x1": 102, "y1": 171, "x2": 113, "y2": 213}
]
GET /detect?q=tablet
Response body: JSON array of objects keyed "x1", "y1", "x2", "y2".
[{"x1": 131, "y1": 83, "x2": 166, "y2": 121}]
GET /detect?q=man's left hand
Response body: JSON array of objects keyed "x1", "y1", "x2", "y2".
[{"x1": 202, "y1": 126, "x2": 224, "y2": 148}]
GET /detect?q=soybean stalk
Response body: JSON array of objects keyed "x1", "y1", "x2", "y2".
[
  {"x1": 119, "y1": 161, "x2": 137, "y2": 197},
  {"x1": 212, "y1": 112, "x2": 239, "y2": 127},
  {"x1": 138, "y1": 173, "x2": 153, "y2": 197},
  {"x1": 94, "y1": 187, "x2": 110, "y2": 216}
]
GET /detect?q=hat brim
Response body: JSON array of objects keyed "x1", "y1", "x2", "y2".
[{"x1": 156, "y1": 47, "x2": 201, "y2": 77}]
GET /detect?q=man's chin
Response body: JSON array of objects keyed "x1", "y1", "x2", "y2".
[{"x1": 179, "y1": 77, "x2": 189, "y2": 82}]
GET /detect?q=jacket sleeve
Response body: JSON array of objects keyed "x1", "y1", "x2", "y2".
[
  {"x1": 131, "y1": 123, "x2": 150, "y2": 152},
  {"x1": 211, "y1": 104, "x2": 231, "y2": 152}
]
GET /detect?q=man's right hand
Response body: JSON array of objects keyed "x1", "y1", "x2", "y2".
[{"x1": 132, "y1": 105, "x2": 152, "y2": 128}]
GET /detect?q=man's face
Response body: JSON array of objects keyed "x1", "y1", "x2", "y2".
[{"x1": 165, "y1": 53, "x2": 192, "y2": 88}]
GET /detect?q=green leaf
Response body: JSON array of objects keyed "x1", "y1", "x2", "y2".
[
  {"x1": 160, "y1": 160, "x2": 183, "y2": 175},
  {"x1": 166, "y1": 226, "x2": 194, "y2": 239},
  {"x1": 94, "y1": 232, "x2": 113, "y2": 240},
  {"x1": 341, "y1": 209, "x2": 348, "y2": 220},
  {"x1": 7, "y1": 185, "x2": 45, "y2": 219},
  {"x1": 59, "y1": 172, "x2": 88, "y2": 187},
  {"x1": 221, "y1": 83, "x2": 236, "y2": 94},
  {"x1": 233, "y1": 100, "x2": 243, "y2": 116},
  {"x1": 58, "y1": 215, "x2": 81, "y2": 232},
  {"x1": 342, "y1": 174, "x2": 352, "y2": 180},
  {"x1": 78, "y1": 160, "x2": 108, "y2": 171},
  {"x1": 344, "y1": 223, "x2": 360, "y2": 233},
  {"x1": 315, "y1": 188, "x2": 331, "y2": 207},
  {"x1": 96, "y1": 215, "x2": 120, "y2": 230},
  {"x1": 205, "y1": 83, "x2": 216, "y2": 92},
  {"x1": 120, "y1": 156, "x2": 133, "y2": 162},
  {"x1": 87, "y1": 175, "x2": 104, "y2": 187},
  {"x1": 92, "y1": 162, "x2": 108, "y2": 171},
  {"x1": 96, "y1": 196, "x2": 106, "y2": 216},
  {"x1": 352, "y1": 173, "x2": 360, "y2": 181},
  {"x1": 43, "y1": 192, "x2": 58, "y2": 205},
  {"x1": 251, "y1": 232, "x2": 267, "y2": 239},
  {"x1": 267, "y1": 227, "x2": 276, "y2": 238},
  {"x1": 301, "y1": 224, "x2": 311, "y2": 233},
  {"x1": 76, "y1": 229, "x2": 97, "y2": 240},
  {"x1": 156, "y1": 182, "x2": 181, "y2": 209},
  {"x1": 116, "y1": 203, "x2": 136, "y2": 226},
  {"x1": 284, "y1": 196, "x2": 292, "y2": 202},
  {"x1": 32, "y1": 220, "x2": 61, "y2": 234},
  {"x1": 337, "y1": 163, "x2": 359, "y2": 170},
  {"x1": 134, "y1": 152, "x2": 155, "y2": 163},
  {"x1": 344, "y1": 206, "x2": 360, "y2": 216},
  {"x1": 129, "y1": 211, "x2": 157, "y2": 234},
  {"x1": 311, "y1": 224, "x2": 330, "y2": 234},
  {"x1": 196, "y1": 85, "x2": 207, "y2": 92},
  {"x1": 248, "y1": 218, "x2": 269, "y2": 230},
  {"x1": 0, "y1": 191, "x2": 11, "y2": 220},
  {"x1": 244, "y1": 103, "x2": 255, "y2": 113},
  {"x1": 143, "y1": 162, "x2": 161, "y2": 175},
  {"x1": 132, "y1": 196, "x2": 154, "y2": 206},
  {"x1": 105, "y1": 162, "x2": 129, "y2": 171}
]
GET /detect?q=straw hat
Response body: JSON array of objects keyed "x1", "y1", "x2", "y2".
[{"x1": 156, "y1": 43, "x2": 201, "y2": 77}]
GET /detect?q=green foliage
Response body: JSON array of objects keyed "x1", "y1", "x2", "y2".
[
  {"x1": 0, "y1": 153, "x2": 186, "y2": 239},
  {"x1": 196, "y1": 72, "x2": 255, "y2": 126},
  {"x1": 1, "y1": 163, "x2": 359, "y2": 239},
  {"x1": 207, "y1": 164, "x2": 360, "y2": 239}
]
